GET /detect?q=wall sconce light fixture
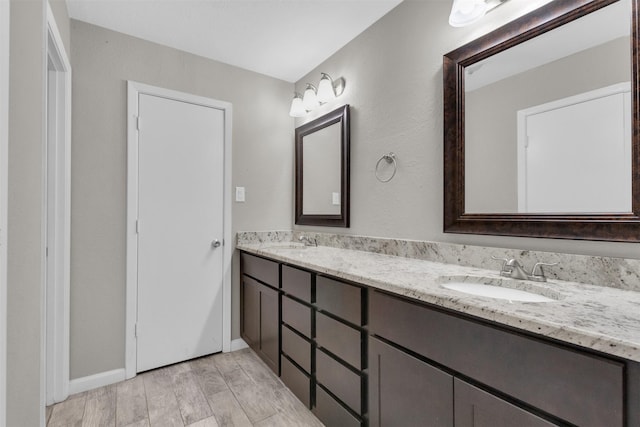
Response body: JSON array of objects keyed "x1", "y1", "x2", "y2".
[
  {"x1": 449, "y1": 0, "x2": 508, "y2": 27},
  {"x1": 302, "y1": 83, "x2": 319, "y2": 111},
  {"x1": 289, "y1": 73, "x2": 342, "y2": 117},
  {"x1": 317, "y1": 73, "x2": 337, "y2": 103},
  {"x1": 289, "y1": 92, "x2": 307, "y2": 117}
]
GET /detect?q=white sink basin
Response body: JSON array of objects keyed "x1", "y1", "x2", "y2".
[
  {"x1": 441, "y1": 282, "x2": 554, "y2": 302},
  {"x1": 261, "y1": 243, "x2": 307, "y2": 250},
  {"x1": 439, "y1": 276, "x2": 559, "y2": 303}
]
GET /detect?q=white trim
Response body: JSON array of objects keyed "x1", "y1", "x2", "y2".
[
  {"x1": 45, "y1": 3, "x2": 71, "y2": 406},
  {"x1": 126, "y1": 81, "x2": 233, "y2": 379},
  {"x1": 230, "y1": 339, "x2": 249, "y2": 352},
  {"x1": 0, "y1": 0, "x2": 9, "y2": 424},
  {"x1": 68, "y1": 369, "x2": 126, "y2": 396}
]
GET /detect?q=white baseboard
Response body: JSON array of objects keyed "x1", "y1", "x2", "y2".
[
  {"x1": 68, "y1": 368, "x2": 126, "y2": 395},
  {"x1": 230, "y1": 338, "x2": 248, "y2": 352},
  {"x1": 69, "y1": 342, "x2": 247, "y2": 396}
]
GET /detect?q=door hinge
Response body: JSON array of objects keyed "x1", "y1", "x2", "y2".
[
  {"x1": 45, "y1": 246, "x2": 49, "y2": 257},
  {"x1": 134, "y1": 323, "x2": 138, "y2": 338},
  {"x1": 136, "y1": 116, "x2": 141, "y2": 131},
  {"x1": 136, "y1": 219, "x2": 140, "y2": 234}
]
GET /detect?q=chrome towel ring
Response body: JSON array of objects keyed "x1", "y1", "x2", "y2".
[{"x1": 375, "y1": 152, "x2": 397, "y2": 183}]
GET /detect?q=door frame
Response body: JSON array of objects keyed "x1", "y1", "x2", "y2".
[
  {"x1": 44, "y1": 3, "x2": 72, "y2": 406},
  {"x1": 0, "y1": 0, "x2": 9, "y2": 423},
  {"x1": 125, "y1": 81, "x2": 233, "y2": 379}
]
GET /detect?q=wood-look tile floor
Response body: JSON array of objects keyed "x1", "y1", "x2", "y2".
[{"x1": 46, "y1": 348, "x2": 325, "y2": 427}]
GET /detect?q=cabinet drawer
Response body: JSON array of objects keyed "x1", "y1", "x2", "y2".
[
  {"x1": 241, "y1": 253, "x2": 279, "y2": 288},
  {"x1": 314, "y1": 386, "x2": 361, "y2": 427},
  {"x1": 316, "y1": 276, "x2": 362, "y2": 325},
  {"x1": 282, "y1": 325, "x2": 311, "y2": 374},
  {"x1": 455, "y1": 379, "x2": 557, "y2": 427},
  {"x1": 282, "y1": 296, "x2": 311, "y2": 338},
  {"x1": 281, "y1": 356, "x2": 311, "y2": 408},
  {"x1": 370, "y1": 291, "x2": 624, "y2": 427},
  {"x1": 282, "y1": 265, "x2": 312, "y2": 302},
  {"x1": 316, "y1": 349, "x2": 361, "y2": 414},
  {"x1": 316, "y1": 312, "x2": 361, "y2": 369}
]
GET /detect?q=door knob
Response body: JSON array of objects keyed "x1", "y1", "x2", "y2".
[{"x1": 211, "y1": 239, "x2": 221, "y2": 249}]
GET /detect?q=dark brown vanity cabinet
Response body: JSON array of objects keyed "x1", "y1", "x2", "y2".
[
  {"x1": 240, "y1": 253, "x2": 280, "y2": 375},
  {"x1": 369, "y1": 337, "x2": 553, "y2": 427},
  {"x1": 314, "y1": 276, "x2": 367, "y2": 427},
  {"x1": 279, "y1": 266, "x2": 367, "y2": 426},
  {"x1": 240, "y1": 251, "x2": 640, "y2": 427},
  {"x1": 280, "y1": 265, "x2": 314, "y2": 407},
  {"x1": 369, "y1": 336, "x2": 454, "y2": 427},
  {"x1": 369, "y1": 290, "x2": 636, "y2": 427}
]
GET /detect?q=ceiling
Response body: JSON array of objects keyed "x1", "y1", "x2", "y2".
[
  {"x1": 466, "y1": 0, "x2": 631, "y2": 91},
  {"x1": 65, "y1": 0, "x2": 404, "y2": 82}
]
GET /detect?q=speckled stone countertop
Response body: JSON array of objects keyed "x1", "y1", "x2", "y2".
[{"x1": 237, "y1": 241, "x2": 640, "y2": 363}]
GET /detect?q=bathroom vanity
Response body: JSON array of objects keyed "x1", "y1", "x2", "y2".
[{"x1": 238, "y1": 241, "x2": 640, "y2": 427}]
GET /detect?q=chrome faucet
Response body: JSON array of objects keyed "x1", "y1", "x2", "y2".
[
  {"x1": 298, "y1": 235, "x2": 317, "y2": 247},
  {"x1": 492, "y1": 257, "x2": 557, "y2": 282}
]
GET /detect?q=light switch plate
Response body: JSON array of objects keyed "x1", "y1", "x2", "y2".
[
  {"x1": 236, "y1": 187, "x2": 245, "y2": 202},
  {"x1": 332, "y1": 192, "x2": 340, "y2": 206}
]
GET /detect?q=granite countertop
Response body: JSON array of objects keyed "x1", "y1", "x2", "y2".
[{"x1": 237, "y1": 242, "x2": 640, "y2": 362}]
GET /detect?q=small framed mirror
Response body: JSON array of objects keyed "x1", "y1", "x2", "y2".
[{"x1": 295, "y1": 105, "x2": 350, "y2": 227}]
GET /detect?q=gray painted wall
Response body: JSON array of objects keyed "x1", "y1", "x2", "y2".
[
  {"x1": 293, "y1": 0, "x2": 639, "y2": 259},
  {"x1": 70, "y1": 20, "x2": 293, "y2": 379},
  {"x1": 465, "y1": 37, "x2": 630, "y2": 212},
  {"x1": 7, "y1": 1, "x2": 71, "y2": 423},
  {"x1": 8, "y1": 0, "x2": 46, "y2": 424}
]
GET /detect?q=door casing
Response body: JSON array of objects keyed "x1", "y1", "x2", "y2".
[
  {"x1": 44, "y1": 3, "x2": 72, "y2": 407},
  {"x1": 125, "y1": 81, "x2": 233, "y2": 379}
]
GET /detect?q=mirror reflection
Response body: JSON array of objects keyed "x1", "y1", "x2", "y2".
[
  {"x1": 464, "y1": 0, "x2": 632, "y2": 214},
  {"x1": 302, "y1": 123, "x2": 342, "y2": 215}
]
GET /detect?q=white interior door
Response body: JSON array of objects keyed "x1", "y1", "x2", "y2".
[
  {"x1": 518, "y1": 84, "x2": 632, "y2": 213},
  {"x1": 136, "y1": 93, "x2": 224, "y2": 373}
]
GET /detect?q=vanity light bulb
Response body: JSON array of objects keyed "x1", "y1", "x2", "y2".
[
  {"x1": 458, "y1": 0, "x2": 476, "y2": 14},
  {"x1": 317, "y1": 74, "x2": 336, "y2": 104},
  {"x1": 289, "y1": 95, "x2": 306, "y2": 117},
  {"x1": 449, "y1": 0, "x2": 488, "y2": 27},
  {"x1": 302, "y1": 85, "x2": 319, "y2": 111}
]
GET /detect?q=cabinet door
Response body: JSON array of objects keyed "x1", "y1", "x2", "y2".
[
  {"x1": 260, "y1": 283, "x2": 279, "y2": 374},
  {"x1": 454, "y1": 379, "x2": 557, "y2": 427},
  {"x1": 369, "y1": 337, "x2": 453, "y2": 427},
  {"x1": 241, "y1": 275, "x2": 260, "y2": 349}
]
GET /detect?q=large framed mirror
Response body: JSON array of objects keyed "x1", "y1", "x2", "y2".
[
  {"x1": 295, "y1": 104, "x2": 350, "y2": 227},
  {"x1": 444, "y1": 0, "x2": 640, "y2": 242}
]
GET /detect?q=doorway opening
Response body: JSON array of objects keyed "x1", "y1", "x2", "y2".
[{"x1": 44, "y1": 4, "x2": 71, "y2": 406}]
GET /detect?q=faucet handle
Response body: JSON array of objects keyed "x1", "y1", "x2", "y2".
[
  {"x1": 491, "y1": 256, "x2": 511, "y2": 276},
  {"x1": 530, "y1": 262, "x2": 558, "y2": 282},
  {"x1": 491, "y1": 256, "x2": 508, "y2": 268}
]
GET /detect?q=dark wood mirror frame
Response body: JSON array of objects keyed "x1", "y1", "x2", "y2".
[
  {"x1": 443, "y1": 0, "x2": 640, "y2": 242},
  {"x1": 295, "y1": 104, "x2": 350, "y2": 227}
]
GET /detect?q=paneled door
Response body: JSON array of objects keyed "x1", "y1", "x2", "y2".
[{"x1": 136, "y1": 93, "x2": 224, "y2": 372}]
